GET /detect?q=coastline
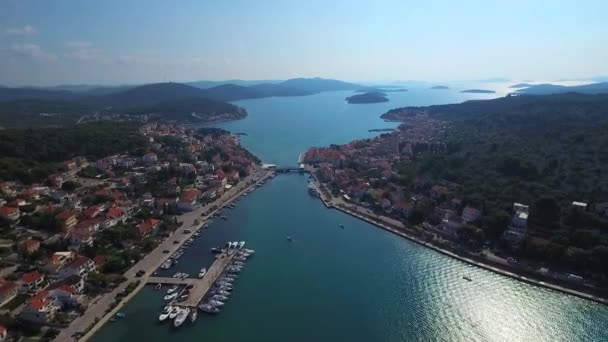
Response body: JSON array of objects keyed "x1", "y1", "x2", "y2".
[
  {"x1": 307, "y1": 175, "x2": 608, "y2": 306},
  {"x1": 60, "y1": 168, "x2": 273, "y2": 342}
]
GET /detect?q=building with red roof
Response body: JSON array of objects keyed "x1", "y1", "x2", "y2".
[
  {"x1": 136, "y1": 219, "x2": 160, "y2": 238},
  {"x1": 0, "y1": 325, "x2": 7, "y2": 341},
  {"x1": 177, "y1": 189, "x2": 200, "y2": 212},
  {"x1": 20, "y1": 271, "x2": 45, "y2": 294},
  {"x1": 59, "y1": 255, "x2": 96, "y2": 280},
  {"x1": 23, "y1": 239, "x2": 40, "y2": 255},
  {"x1": 0, "y1": 207, "x2": 19, "y2": 222},
  {"x1": 55, "y1": 210, "x2": 78, "y2": 231}
]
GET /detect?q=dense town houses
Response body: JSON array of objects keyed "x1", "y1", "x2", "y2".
[{"x1": 0, "y1": 124, "x2": 258, "y2": 337}]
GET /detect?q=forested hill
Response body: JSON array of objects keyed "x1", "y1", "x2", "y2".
[
  {"x1": 0, "y1": 123, "x2": 148, "y2": 183},
  {"x1": 383, "y1": 93, "x2": 608, "y2": 274},
  {"x1": 0, "y1": 83, "x2": 246, "y2": 127}
]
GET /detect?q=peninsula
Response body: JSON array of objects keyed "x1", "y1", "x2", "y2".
[
  {"x1": 303, "y1": 92, "x2": 608, "y2": 304},
  {"x1": 346, "y1": 92, "x2": 389, "y2": 104}
]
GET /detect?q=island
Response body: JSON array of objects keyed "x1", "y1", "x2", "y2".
[
  {"x1": 346, "y1": 92, "x2": 389, "y2": 104},
  {"x1": 430, "y1": 85, "x2": 450, "y2": 90},
  {"x1": 460, "y1": 89, "x2": 496, "y2": 94}
]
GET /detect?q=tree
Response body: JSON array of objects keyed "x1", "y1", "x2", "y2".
[
  {"x1": 532, "y1": 197, "x2": 561, "y2": 226},
  {"x1": 61, "y1": 180, "x2": 82, "y2": 192}
]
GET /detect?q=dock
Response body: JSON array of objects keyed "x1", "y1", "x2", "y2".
[{"x1": 147, "y1": 250, "x2": 237, "y2": 308}]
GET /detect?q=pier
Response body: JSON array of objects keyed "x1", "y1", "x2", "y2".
[{"x1": 148, "y1": 250, "x2": 236, "y2": 308}]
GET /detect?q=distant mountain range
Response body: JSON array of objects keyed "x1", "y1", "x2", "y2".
[
  {"x1": 0, "y1": 78, "x2": 363, "y2": 127},
  {"x1": 515, "y1": 82, "x2": 608, "y2": 95},
  {"x1": 461, "y1": 89, "x2": 496, "y2": 94}
]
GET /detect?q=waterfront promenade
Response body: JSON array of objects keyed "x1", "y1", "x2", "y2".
[
  {"x1": 308, "y1": 176, "x2": 608, "y2": 305},
  {"x1": 55, "y1": 168, "x2": 272, "y2": 342}
]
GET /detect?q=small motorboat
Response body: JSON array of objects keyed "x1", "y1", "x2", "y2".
[
  {"x1": 115, "y1": 312, "x2": 126, "y2": 319},
  {"x1": 211, "y1": 247, "x2": 222, "y2": 254},
  {"x1": 190, "y1": 309, "x2": 198, "y2": 322},
  {"x1": 198, "y1": 268, "x2": 207, "y2": 278},
  {"x1": 174, "y1": 307, "x2": 190, "y2": 328},
  {"x1": 286, "y1": 236, "x2": 293, "y2": 242},
  {"x1": 339, "y1": 224, "x2": 344, "y2": 229},
  {"x1": 199, "y1": 304, "x2": 220, "y2": 314},
  {"x1": 238, "y1": 241, "x2": 245, "y2": 249},
  {"x1": 164, "y1": 292, "x2": 178, "y2": 301},
  {"x1": 154, "y1": 283, "x2": 162, "y2": 291},
  {"x1": 208, "y1": 299, "x2": 225, "y2": 307},
  {"x1": 177, "y1": 294, "x2": 189, "y2": 302},
  {"x1": 168, "y1": 306, "x2": 180, "y2": 319},
  {"x1": 159, "y1": 306, "x2": 171, "y2": 322},
  {"x1": 212, "y1": 294, "x2": 229, "y2": 301}
]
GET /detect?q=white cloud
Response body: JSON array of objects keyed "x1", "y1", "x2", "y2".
[
  {"x1": 4, "y1": 25, "x2": 37, "y2": 36},
  {"x1": 10, "y1": 43, "x2": 57, "y2": 62}
]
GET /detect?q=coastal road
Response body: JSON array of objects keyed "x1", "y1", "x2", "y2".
[{"x1": 55, "y1": 168, "x2": 271, "y2": 342}]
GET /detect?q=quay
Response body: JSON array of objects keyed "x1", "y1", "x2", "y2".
[{"x1": 148, "y1": 250, "x2": 236, "y2": 308}]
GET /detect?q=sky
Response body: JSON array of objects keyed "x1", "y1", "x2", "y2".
[{"x1": 0, "y1": 0, "x2": 607, "y2": 86}]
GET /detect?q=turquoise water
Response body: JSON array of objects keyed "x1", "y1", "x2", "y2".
[
  {"x1": 207, "y1": 88, "x2": 499, "y2": 166},
  {"x1": 93, "y1": 87, "x2": 608, "y2": 341}
]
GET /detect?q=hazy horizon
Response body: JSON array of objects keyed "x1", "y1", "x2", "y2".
[{"x1": 1, "y1": 0, "x2": 607, "y2": 86}]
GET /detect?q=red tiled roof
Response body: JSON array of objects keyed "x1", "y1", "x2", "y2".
[
  {"x1": 179, "y1": 189, "x2": 199, "y2": 203},
  {"x1": 30, "y1": 290, "x2": 50, "y2": 310},
  {"x1": 0, "y1": 207, "x2": 18, "y2": 215},
  {"x1": 66, "y1": 256, "x2": 92, "y2": 271},
  {"x1": 0, "y1": 325, "x2": 6, "y2": 333},
  {"x1": 82, "y1": 206, "x2": 101, "y2": 219},
  {"x1": 25, "y1": 239, "x2": 40, "y2": 251},
  {"x1": 55, "y1": 210, "x2": 76, "y2": 221},
  {"x1": 107, "y1": 207, "x2": 124, "y2": 219},
  {"x1": 22, "y1": 271, "x2": 43, "y2": 284}
]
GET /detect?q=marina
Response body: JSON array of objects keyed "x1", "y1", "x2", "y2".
[{"x1": 148, "y1": 244, "x2": 254, "y2": 329}]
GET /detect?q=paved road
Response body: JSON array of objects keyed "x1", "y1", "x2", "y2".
[{"x1": 55, "y1": 168, "x2": 270, "y2": 342}]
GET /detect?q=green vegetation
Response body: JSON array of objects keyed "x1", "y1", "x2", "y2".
[
  {"x1": 0, "y1": 123, "x2": 147, "y2": 183},
  {"x1": 346, "y1": 92, "x2": 389, "y2": 104},
  {"x1": 388, "y1": 93, "x2": 608, "y2": 278}
]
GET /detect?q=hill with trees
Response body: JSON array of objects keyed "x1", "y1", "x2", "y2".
[
  {"x1": 516, "y1": 82, "x2": 608, "y2": 95},
  {"x1": 0, "y1": 123, "x2": 148, "y2": 183},
  {"x1": 0, "y1": 83, "x2": 247, "y2": 127},
  {"x1": 382, "y1": 93, "x2": 608, "y2": 277}
]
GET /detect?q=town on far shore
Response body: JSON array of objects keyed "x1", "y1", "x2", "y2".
[
  {"x1": 302, "y1": 112, "x2": 605, "y2": 299},
  {"x1": 0, "y1": 123, "x2": 261, "y2": 340}
]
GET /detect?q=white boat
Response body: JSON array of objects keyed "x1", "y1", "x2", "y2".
[
  {"x1": 208, "y1": 299, "x2": 225, "y2": 307},
  {"x1": 198, "y1": 304, "x2": 220, "y2": 314},
  {"x1": 238, "y1": 241, "x2": 245, "y2": 249},
  {"x1": 167, "y1": 285, "x2": 179, "y2": 294},
  {"x1": 212, "y1": 295, "x2": 228, "y2": 301},
  {"x1": 190, "y1": 309, "x2": 198, "y2": 322},
  {"x1": 198, "y1": 268, "x2": 207, "y2": 278},
  {"x1": 168, "y1": 306, "x2": 180, "y2": 319},
  {"x1": 174, "y1": 307, "x2": 190, "y2": 327},
  {"x1": 159, "y1": 306, "x2": 171, "y2": 322},
  {"x1": 164, "y1": 292, "x2": 178, "y2": 301}
]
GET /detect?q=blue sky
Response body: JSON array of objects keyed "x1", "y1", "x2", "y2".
[{"x1": 1, "y1": 0, "x2": 607, "y2": 86}]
